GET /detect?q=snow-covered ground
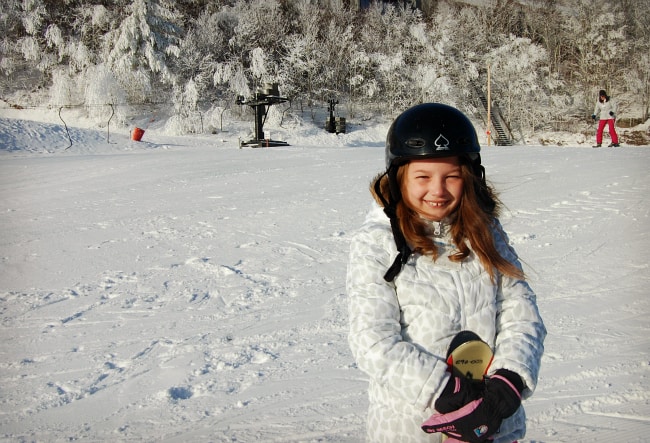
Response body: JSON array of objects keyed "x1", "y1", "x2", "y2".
[{"x1": 1, "y1": 109, "x2": 649, "y2": 442}]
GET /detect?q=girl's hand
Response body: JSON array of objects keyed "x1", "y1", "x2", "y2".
[
  {"x1": 434, "y1": 370, "x2": 484, "y2": 413},
  {"x1": 422, "y1": 370, "x2": 523, "y2": 442}
]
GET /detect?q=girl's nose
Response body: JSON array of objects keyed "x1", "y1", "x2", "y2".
[{"x1": 428, "y1": 179, "x2": 445, "y2": 196}]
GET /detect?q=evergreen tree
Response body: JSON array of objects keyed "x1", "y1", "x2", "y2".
[{"x1": 102, "y1": 0, "x2": 184, "y2": 103}]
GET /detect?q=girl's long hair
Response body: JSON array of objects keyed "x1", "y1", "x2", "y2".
[{"x1": 371, "y1": 157, "x2": 524, "y2": 282}]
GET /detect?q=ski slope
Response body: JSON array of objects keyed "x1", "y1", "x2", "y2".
[{"x1": 1, "y1": 114, "x2": 649, "y2": 442}]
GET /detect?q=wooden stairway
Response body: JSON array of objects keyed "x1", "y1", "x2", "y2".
[{"x1": 475, "y1": 87, "x2": 514, "y2": 146}]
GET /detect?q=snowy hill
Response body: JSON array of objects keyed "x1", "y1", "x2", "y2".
[{"x1": 0, "y1": 112, "x2": 649, "y2": 442}]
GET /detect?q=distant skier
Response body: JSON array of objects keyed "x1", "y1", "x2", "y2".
[{"x1": 591, "y1": 89, "x2": 620, "y2": 147}]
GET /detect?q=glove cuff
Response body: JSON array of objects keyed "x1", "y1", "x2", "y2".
[
  {"x1": 486, "y1": 369, "x2": 524, "y2": 419},
  {"x1": 493, "y1": 369, "x2": 524, "y2": 394}
]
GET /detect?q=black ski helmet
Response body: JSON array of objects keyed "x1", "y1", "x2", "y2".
[
  {"x1": 375, "y1": 103, "x2": 484, "y2": 283},
  {"x1": 385, "y1": 103, "x2": 481, "y2": 170}
]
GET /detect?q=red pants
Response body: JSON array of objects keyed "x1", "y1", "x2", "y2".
[{"x1": 596, "y1": 119, "x2": 618, "y2": 144}]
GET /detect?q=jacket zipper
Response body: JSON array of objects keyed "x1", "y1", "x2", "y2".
[{"x1": 451, "y1": 271, "x2": 466, "y2": 329}]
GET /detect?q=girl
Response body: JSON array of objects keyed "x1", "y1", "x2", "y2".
[
  {"x1": 591, "y1": 89, "x2": 620, "y2": 147},
  {"x1": 347, "y1": 103, "x2": 546, "y2": 443}
]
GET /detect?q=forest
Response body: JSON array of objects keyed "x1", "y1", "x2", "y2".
[{"x1": 1, "y1": 0, "x2": 648, "y2": 141}]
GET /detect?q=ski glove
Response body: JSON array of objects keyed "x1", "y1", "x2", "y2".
[
  {"x1": 434, "y1": 370, "x2": 484, "y2": 414},
  {"x1": 422, "y1": 369, "x2": 524, "y2": 442},
  {"x1": 609, "y1": 111, "x2": 614, "y2": 117},
  {"x1": 591, "y1": 114, "x2": 596, "y2": 120}
]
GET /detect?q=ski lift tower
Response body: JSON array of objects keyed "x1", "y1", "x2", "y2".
[{"x1": 236, "y1": 83, "x2": 290, "y2": 147}]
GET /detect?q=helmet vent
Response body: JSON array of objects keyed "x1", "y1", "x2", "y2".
[{"x1": 405, "y1": 138, "x2": 426, "y2": 148}]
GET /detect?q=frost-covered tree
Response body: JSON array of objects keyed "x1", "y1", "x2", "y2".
[
  {"x1": 280, "y1": 0, "x2": 325, "y2": 115},
  {"x1": 69, "y1": 4, "x2": 116, "y2": 64},
  {"x1": 102, "y1": 0, "x2": 183, "y2": 103},
  {"x1": 229, "y1": 0, "x2": 288, "y2": 87},
  {"x1": 619, "y1": 0, "x2": 650, "y2": 121},
  {"x1": 562, "y1": 0, "x2": 628, "y2": 111},
  {"x1": 357, "y1": 3, "x2": 423, "y2": 113},
  {"x1": 445, "y1": 4, "x2": 491, "y2": 107},
  {"x1": 0, "y1": 0, "x2": 33, "y2": 93},
  {"x1": 412, "y1": 3, "x2": 467, "y2": 108},
  {"x1": 346, "y1": 45, "x2": 371, "y2": 117},
  {"x1": 175, "y1": 8, "x2": 238, "y2": 105},
  {"x1": 488, "y1": 0, "x2": 528, "y2": 40},
  {"x1": 327, "y1": 23, "x2": 357, "y2": 100},
  {"x1": 83, "y1": 63, "x2": 129, "y2": 126},
  {"x1": 213, "y1": 59, "x2": 250, "y2": 100},
  {"x1": 2, "y1": 0, "x2": 649, "y2": 136},
  {"x1": 49, "y1": 67, "x2": 81, "y2": 106},
  {"x1": 486, "y1": 35, "x2": 551, "y2": 133},
  {"x1": 166, "y1": 78, "x2": 204, "y2": 134},
  {"x1": 518, "y1": 0, "x2": 568, "y2": 77},
  {"x1": 16, "y1": 0, "x2": 55, "y2": 74}
]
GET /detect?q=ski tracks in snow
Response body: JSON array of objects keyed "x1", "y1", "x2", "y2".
[
  {"x1": 0, "y1": 144, "x2": 369, "y2": 441},
  {"x1": 3, "y1": 139, "x2": 649, "y2": 441}
]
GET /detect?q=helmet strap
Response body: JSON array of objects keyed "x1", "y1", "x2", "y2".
[
  {"x1": 476, "y1": 163, "x2": 486, "y2": 184},
  {"x1": 373, "y1": 169, "x2": 413, "y2": 282}
]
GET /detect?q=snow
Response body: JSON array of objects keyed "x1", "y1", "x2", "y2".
[{"x1": 1, "y1": 108, "x2": 649, "y2": 442}]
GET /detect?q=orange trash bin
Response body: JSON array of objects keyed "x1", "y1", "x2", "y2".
[{"x1": 132, "y1": 127, "x2": 145, "y2": 141}]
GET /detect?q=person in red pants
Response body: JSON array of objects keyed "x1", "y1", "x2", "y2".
[{"x1": 591, "y1": 89, "x2": 620, "y2": 147}]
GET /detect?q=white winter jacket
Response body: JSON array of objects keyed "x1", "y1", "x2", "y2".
[
  {"x1": 593, "y1": 98, "x2": 617, "y2": 120},
  {"x1": 347, "y1": 204, "x2": 546, "y2": 443}
]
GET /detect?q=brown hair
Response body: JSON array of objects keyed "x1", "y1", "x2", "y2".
[{"x1": 371, "y1": 157, "x2": 524, "y2": 282}]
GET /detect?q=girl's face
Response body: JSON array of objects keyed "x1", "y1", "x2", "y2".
[{"x1": 402, "y1": 157, "x2": 464, "y2": 221}]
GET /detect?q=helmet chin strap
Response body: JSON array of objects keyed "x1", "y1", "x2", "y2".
[
  {"x1": 472, "y1": 154, "x2": 486, "y2": 184},
  {"x1": 373, "y1": 169, "x2": 413, "y2": 282}
]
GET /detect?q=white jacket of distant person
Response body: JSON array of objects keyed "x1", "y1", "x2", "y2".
[
  {"x1": 593, "y1": 95, "x2": 617, "y2": 121},
  {"x1": 347, "y1": 204, "x2": 547, "y2": 443}
]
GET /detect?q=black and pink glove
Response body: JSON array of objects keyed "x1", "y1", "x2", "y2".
[
  {"x1": 434, "y1": 369, "x2": 484, "y2": 414},
  {"x1": 422, "y1": 369, "x2": 524, "y2": 442}
]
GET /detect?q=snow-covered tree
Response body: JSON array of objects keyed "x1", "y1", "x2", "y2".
[
  {"x1": 518, "y1": 0, "x2": 568, "y2": 77},
  {"x1": 356, "y1": 2, "x2": 422, "y2": 113},
  {"x1": 486, "y1": 35, "x2": 551, "y2": 133},
  {"x1": 280, "y1": 0, "x2": 325, "y2": 115},
  {"x1": 16, "y1": 0, "x2": 54, "y2": 73},
  {"x1": 346, "y1": 37, "x2": 372, "y2": 118},
  {"x1": 410, "y1": 3, "x2": 464, "y2": 107},
  {"x1": 83, "y1": 63, "x2": 129, "y2": 126},
  {"x1": 623, "y1": 52, "x2": 650, "y2": 122},
  {"x1": 175, "y1": 8, "x2": 238, "y2": 105},
  {"x1": 229, "y1": 0, "x2": 288, "y2": 88},
  {"x1": 69, "y1": 5, "x2": 115, "y2": 63},
  {"x1": 0, "y1": 0, "x2": 23, "y2": 77},
  {"x1": 1, "y1": 0, "x2": 648, "y2": 137},
  {"x1": 213, "y1": 61, "x2": 250, "y2": 99},
  {"x1": 562, "y1": 0, "x2": 628, "y2": 111},
  {"x1": 167, "y1": 78, "x2": 203, "y2": 134},
  {"x1": 619, "y1": 0, "x2": 650, "y2": 121},
  {"x1": 102, "y1": 0, "x2": 183, "y2": 103}
]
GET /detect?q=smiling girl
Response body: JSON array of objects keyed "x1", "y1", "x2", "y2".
[{"x1": 347, "y1": 103, "x2": 546, "y2": 443}]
